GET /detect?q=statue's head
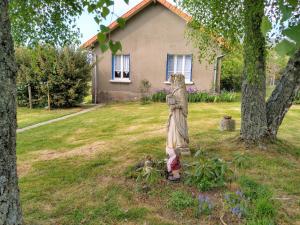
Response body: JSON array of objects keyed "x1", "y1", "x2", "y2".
[{"x1": 169, "y1": 74, "x2": 185, "y2": 89}]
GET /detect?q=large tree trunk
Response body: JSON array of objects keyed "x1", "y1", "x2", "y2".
[
  {"x1": 266, "y1": 48, "x2": 300, "y2": 139},
  {"x1": 240, "y1": 0, "x2": 268, "y2": 143},
  {"x1": 0, "y1": 0, "x2": 23, "y2": 224}
]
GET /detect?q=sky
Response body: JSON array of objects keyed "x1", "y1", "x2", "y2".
[{"x1": 77, "y1": 0, "x2": 143, "y2": 44}]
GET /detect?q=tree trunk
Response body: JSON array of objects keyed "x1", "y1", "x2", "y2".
[
  {"x1": 0, "y1": 0, "x2": 23, "y2": 224},
  {"x1": 240, "y1": 0, "x2": 268, "y2": 143},
  {"x1": 266, "y1": 48, "x2": 300, "y2": 139}
]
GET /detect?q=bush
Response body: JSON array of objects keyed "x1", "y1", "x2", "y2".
[
  {"x1": 151, "y1": 89, "x2": 238, "y2": 103},
  {"x1": 151, "y1": 89, "x2": 169, "y2": 102},
  {"x1": 16, "y1": 45, "x2": 92, "y2": 108},
  {"x1": 184, "y1": 150, "x2": 234, "y2": 191},
  {"x1": 221, "y1": 51, "x2": 243, "y2": 91},
  {"x1": 140, "y1": 79, "x2": 152, "y2": 104},
  {"x1": 221, "y1": 74, "x2": 242, "y2": 92},
  {"x1": 125, "y1": 156, "x2": 166, "y2": 186}
]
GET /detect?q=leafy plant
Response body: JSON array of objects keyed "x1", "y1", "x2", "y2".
[
  {"x1": 126, "y1": 157, "x2": 166, "y2": 185},
  {"x1": 239, "y1": 176, "x2": 272, "y2": 201},
  {"x1": 221, "y1": 51, "x2": 243, "y2": 92},
  {"x1": 294, "y1": 91, "x2": 300, "y2": 104},
  {"x1": 195, "y1": 194, "x2": 213, "y2": 217},
  {"x1": 140, "y1": 79, "x2": 152, "y2": 105},
  {"x1": 240, "y1": 177, "x2": 277, "y2": 224},
  {"x1": 151, "y1": 89, "x2": 170, "y2": 102},
  {"x1": 233, "y1": 153, "x2": 251, "y2": 169},
  {"x1": 184, "y1": 150, "x2": 234, "y2": 191},
  {"x1": 224, "y1": 190, "x2": 248, "y2": 218},
  {"x1": 136, "y1": 166, "x2": 161, "y2": 185},
  {"x1": 151, "y1": 89, "x2": 238, "y2": 103},
  {"x1": 167, "y1": 191, "x2": 195, "y2": 211},
  {"x1": 224, "y1": 177, "x2": 277, "y2": 224}
]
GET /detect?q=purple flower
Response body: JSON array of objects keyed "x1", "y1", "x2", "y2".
[
  {"x1": 186, "y1": 87, "x2": 198, "y2": 94},
  {"x1": 235, "y1": 190, "x2": 244, "y2": 197}
]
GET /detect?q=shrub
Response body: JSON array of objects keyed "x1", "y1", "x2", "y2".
[
  {"x1": 167, "y1": 191, "x2": 195, "y2": 211},
  {"x1": 184, "y1": 150, "x2": 234, "y2": 191},
  {"x1": 16, "y1": 45, "x2": 92, "y2": 108},
  {"x1": 151, "y1": 89, "x2": 170, "y2": 102},
  {"x1": 221, "y1": 74, "x2": 242, "y2": 92},
  {"x1": 151, "y1": 89, "x2": 238, "y2": 103},
  {"x1": 140, "y1": 79, "x2": 152, "y2": 104},
  {"x1": 221, "y1": 51, "x2": 243, "y2": 91},
  {"x1": 126, "y1": 157, "x2": 166, "y2": 185},
  {"x1": 294, "y1": 91, "x2": 300, "y2": 104}
]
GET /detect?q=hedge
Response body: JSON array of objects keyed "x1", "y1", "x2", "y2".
[
  {"x1": 151, "y1": 88, "x2": 238, "y2": 103},
  {"x1": 16, "y1": 45, "x2": 92, "y2": 108}
]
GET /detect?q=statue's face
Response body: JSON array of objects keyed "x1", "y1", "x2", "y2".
[{"x1": 170, "y1": 74, "x2": 185, "y2": 88}]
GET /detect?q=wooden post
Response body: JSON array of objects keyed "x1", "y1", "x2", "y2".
[
  {"x1": 28, "y1": 84, "x2": 32, "y2": 109},
  {"x1": 47, "y1": 81, "x2": 51, "y2": 111}
]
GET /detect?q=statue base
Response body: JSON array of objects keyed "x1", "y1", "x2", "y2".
[{"x1": 178, "y1": 147, "x2": 191, "y2": 156}]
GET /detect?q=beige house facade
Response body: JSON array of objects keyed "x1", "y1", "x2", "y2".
[{"x1": 83, "y1": 0, "x2": 219, "y2": 103}]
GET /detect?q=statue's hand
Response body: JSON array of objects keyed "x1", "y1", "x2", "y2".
[{"x1": 170, "y1": 105, "x2": 177, "y2": 111}]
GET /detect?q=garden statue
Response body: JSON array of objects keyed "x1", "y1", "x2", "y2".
[{"x1": 166, "y1": 74, "x2": 190, "y2": 182}]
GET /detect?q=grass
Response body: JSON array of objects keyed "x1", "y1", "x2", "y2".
[
  {"x1": 17, "y1": 105, "x2": 92, "y2": 128},
  {"x1": 16, "y1": 102, "x2": 300, "y2": 225}
]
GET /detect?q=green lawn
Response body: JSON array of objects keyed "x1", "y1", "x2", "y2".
[
  {"x1": 17, "y1": 106, "x2": 92, "y2": 129},
  {"x1": 17, "y1": 102, "x2": 300, "y2": 225}
]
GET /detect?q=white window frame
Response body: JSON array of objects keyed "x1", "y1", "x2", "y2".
[
  {"x1": 113, "y1": 55, "x2": 130, "y2": 82},
  {"x1": 167, "y1": 55, "x2": 193, "y2": 83}
]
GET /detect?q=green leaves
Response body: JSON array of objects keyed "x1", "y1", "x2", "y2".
[
  {"x1": 109, "y1": 40, "x2": 122, "y2": 54},
  {"x1": 275, "y1": 39, "x2": 297, "y2": 56},
  {"x1": 282, "y1": 24, "x2": 300, "y2": 45},
  {"x1": 101, "y1": 7, "x2": 110, "y2": 18},
  {"x1": 278, "y1": 0, "x2": 297, "y2": 22},
  {"x1": 117, "y1": 18, "x2": 126, "y2": 29},
  {"x1": 261, "y1": 16, "x2": 272, "y2": 37},
  {"x1": 99, "y1": 43, "x2": 109, "y2": 52},
  {"x1": 87, "y1": 3, "x2": 97, "y2": 13},
  {"x1": 275, "y1": 24, "x2": 300, "y2": 56},
  {"x1": 98, "y1": 40, "x2": 122, "y2": 54},
  {"x1": 97, "y1": 33, "x2": 106, "y2": 43},
  {"x1": 100, "y1": 25, "x2": 110, "y2": 33}
]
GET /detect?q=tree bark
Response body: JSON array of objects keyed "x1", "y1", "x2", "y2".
[
  {"x1": 0, "y1": 0, "x2": 23, "y2": 224},
  {"x1": 266, "y1": 48, "x2": 300, "y2": 139},
  {"x1": 240, "y1": 0, "x2": 268, "y2": 143}
]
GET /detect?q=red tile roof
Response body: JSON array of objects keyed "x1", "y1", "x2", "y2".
[{"x1": 82, "y1": 0, "x2": 191, "y2": 48}]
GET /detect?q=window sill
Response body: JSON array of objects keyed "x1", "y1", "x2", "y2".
[
  {"x1": 164, "y1": 81, "x2": 194, "y2": 85},
  {"x1": 110, "y1": 80, "x2": 131, "y2": 83}
]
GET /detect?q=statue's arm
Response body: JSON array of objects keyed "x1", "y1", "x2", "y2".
[{"x1": 170, "y1": 92, "x2": 184, "y2": 111}]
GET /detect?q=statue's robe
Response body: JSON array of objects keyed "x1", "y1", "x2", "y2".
[
  {"x1": 166, "y1": 87, "x2": 189, "y2": 151},
  {"x1": 166, "y1": 85, "x2": 189, "y2": 173}
]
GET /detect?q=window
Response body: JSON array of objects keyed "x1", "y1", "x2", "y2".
[
  {"x1": 112, "y1": 55, "x2": 130, "y2": 81},
  {"x1": 167, "y1": 54, "x2": 192, "y2": 82}
]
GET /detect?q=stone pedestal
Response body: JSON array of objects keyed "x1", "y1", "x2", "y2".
[{"x1": 220, "y1": 115, "x2": 236, "y2": 131}]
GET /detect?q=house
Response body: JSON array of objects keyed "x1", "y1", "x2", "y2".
[{"x1": 82, "y1": 0, "x2": 222, "y2": 103}]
